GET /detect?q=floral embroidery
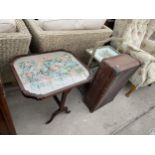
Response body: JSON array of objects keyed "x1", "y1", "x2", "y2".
[{"x1": 13, "y1": 51, "x2": 89, "y2": 95}]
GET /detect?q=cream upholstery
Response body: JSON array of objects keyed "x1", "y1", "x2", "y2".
[
  {"x1": 0, "y1": 19, "x2": 16, "y2": 33},
  {"x1": 112, "y1": 20, "x2": 149, "y2": 51},
  {"x1": 111, "y1": 19, "x2": 132, "y2": 49},
  {"x1": 141, "y1": 39, "x2": 155, "y2": 56},
  {"x1": 141, "y1": 20, "x2": 155, "y2": 56},
  {"x1": 112, "y1": 19, "x2": 155, "y2": 88},
  {"x1": 144, "y1": 19, "x2": 155, "y2": 39},
  {"x1": 39, "y1": 19, "x2": 106, "y2": 31}
]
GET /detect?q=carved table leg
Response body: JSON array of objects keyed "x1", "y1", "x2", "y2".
[{"x1": 46, "y1": 89, "x2": 71, "y2": 124}]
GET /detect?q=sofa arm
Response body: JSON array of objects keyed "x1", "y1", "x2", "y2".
[
  {"x1": 0, "y1": 20, "x2": 32, "y2": 83},
  {"x1": 130, "y1": 51, "x2": 155, "y2": 64},
  {"x1": 0, "y1": 20, "x2": 31, "y2": 40},
  {"x1": 95, "y1": 37, "x2": 123, "y2": 47},
  {"x1": 141, "y1": 39, "x2": 155, "y2": 55}
]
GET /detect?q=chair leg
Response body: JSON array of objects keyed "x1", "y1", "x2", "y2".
[{"x1": 125, "y1": 84, "x2": 136, "y2": 97}]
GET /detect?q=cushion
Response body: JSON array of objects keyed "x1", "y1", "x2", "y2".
[
  {"x1": 0, "y1": 19, "x2": 16, "y2": 33},
  {"x1": 122, "y1": 20, "x2": 149, "y2": 49},
  {"x1": 144, "y1": 19, "x2": 155, "y2": 39},
  {"x1": 111, "y1": 19, "x2": 133, "y2": 50},
  {"x1": 38, "y1": 19, "x2": 106, "y2": 31}
]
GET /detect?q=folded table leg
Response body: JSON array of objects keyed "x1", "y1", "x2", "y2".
[{"x1": 46, "y1": 89, "x2": 71, "y2": 124}]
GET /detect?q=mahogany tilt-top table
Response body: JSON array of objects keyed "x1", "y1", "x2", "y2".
[{"x1": 11, "y1": 51, "x2": 90, "y2": 124}]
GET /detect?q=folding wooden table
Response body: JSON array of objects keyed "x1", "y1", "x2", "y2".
[{"x1": 11, "y1": 51, "x2": 90, "y2": 124}]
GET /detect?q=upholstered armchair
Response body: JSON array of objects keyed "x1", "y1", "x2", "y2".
[
  {"x1": 0, "y1": 20, "x2": 31, "y2": 83},
  {"x1": 24, "y1": 19, "x2": 112, "y2": 63},
  {"x1": 113, "y1": 19, "x2": 155, "y2": 95},
  {"x1": 88, "y1": 19, "x2": 155, "y2": 96},
  {"x1": 141, "y1": 20, "x2": 155, "y2": 56}
]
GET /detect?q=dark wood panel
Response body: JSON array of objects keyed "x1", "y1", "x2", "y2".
[
  {"x1": 0, "y1": 77, "x2": 16, "y2": 135},
  {"x1": 0, "y1": 111, "x2": 9, "y2": 134},
  {"x1": 84, "y1": 54, "x2": 140, "y2": 112}
]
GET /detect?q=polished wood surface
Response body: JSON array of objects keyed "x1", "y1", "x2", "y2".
[
  {"x1": 0, "y1": 78, "x2": 16, "y2": 135},
  {"x1": 84, "y1": 54, "x2": 140, "y2": 112}
]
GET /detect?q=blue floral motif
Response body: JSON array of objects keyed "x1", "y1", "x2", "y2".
[{"x1": 15, "y1": 52, "x2": 89, "y2": 93}]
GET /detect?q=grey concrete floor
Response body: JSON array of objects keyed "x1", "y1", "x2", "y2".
[{"x1": 5, "y1": 83, "x2": 155, "y2": 135}]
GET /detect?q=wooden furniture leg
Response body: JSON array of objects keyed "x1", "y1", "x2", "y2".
[
  {"x1": 0, "y1": 78, "x2": 16, "y2": 135},
  {"x1": 125, "y1": 84, "x2": 136, "y2": 97},
  {"x1": 46, "y1": 89, "x2": 71, "y2": 124}
]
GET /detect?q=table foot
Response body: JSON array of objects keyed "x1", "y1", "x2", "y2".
[
  {"x1": 46, "y1": 89, "x2": 71, "y2": 125},
  {"x1": 64, "y1": 107, "x2": 71, "y2": 113},
  {"x1": 45, "y1": 107, "x2": 71, "y2": 124}
]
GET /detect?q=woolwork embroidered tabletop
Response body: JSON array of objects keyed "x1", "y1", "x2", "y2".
[{"x1": 11, "y1": 51, "x2": 90, "y2": 124}]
